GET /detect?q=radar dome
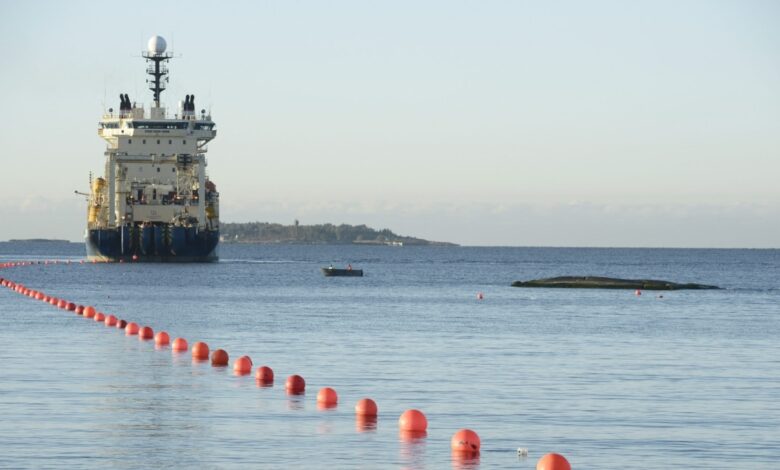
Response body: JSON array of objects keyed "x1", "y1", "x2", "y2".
[{"x1": 147, "y1": 35, "x2": 167, "y2": 55}]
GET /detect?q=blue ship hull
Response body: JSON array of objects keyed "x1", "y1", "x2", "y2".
[{"x1": 86, "y1": 226, "x2": 219, "y2": 262}]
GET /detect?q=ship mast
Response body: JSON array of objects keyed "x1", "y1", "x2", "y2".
[{"x1": 142, "y1": 36, "x2": 173, "y2": 108}]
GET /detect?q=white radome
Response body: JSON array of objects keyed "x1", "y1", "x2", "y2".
[{"x1": 147, "y1": 35, "x2": 167, "y2": 55}]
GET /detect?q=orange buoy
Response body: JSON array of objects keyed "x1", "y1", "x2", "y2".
[
  {"x1": 192, "y1": 341, "x2": 209, "y2": 360},
  {"x1": 138, "y1": 326, "x2": 154, "y2": 340},
  {"x1": 255, "y1": 366, "x2": 274, "y2": 384},
  {"x1": 75, "y1": 305, "x2": 84, "y2": 315},
  {"x1": 317, "y1": 387, "x2": 338, "y2": 405},
  {"x1": 116, "y1": 319, "x2": 127, "y2": 329},
  {"x1": 285, "y1": 374, "x2": 306, "y2": 394},
  {"x1": 355, "y1": 398, "x2": 378, "y2": 417},
  {"x1": 211, "y1": 349, "x2": 229, "y2": 366},
  {"x1": 83, "y1": 306, "x2": 96, "y2": 318},
  {"x1": 172, "y1": 337, "x2": 188, "y2": 352},
  {"x1": 451, "y1": 429, "x2": 481, "y2": 453},
  {"x1": 125, "y1": 322, "x2": 140, "y2": 335},
  {"x1": 155, "y1": 331, "x2": 170, "y2": 346},
  {"x1": 66, "y1": 302, "x2": 77, "y2": 311},
  {"x1": 35, "y1": 292, "x2": 45, "y2": 301},
  {"x1": 477, "y1": 292, "x2": 484, "y2": 300},
  {"x1": 132, "y1": 255, "x2": 138, "y2": 261},
  {"x1": 104, "y1": 314, "x2": 117, "y2": 327},
  {"x1": 57, "y1": 299, "x2": 67, "y2": 309},
  {"x1": 49, "y1": 297, "x2": 59, "y2": 306},
  {"x1": 399, "y1": 409, "x2": 427, "y2": 432},
  {"x1": 635, "y1": 289, "x2": 642, "y2": 296},
  {"x1": 94, "y1": 312, "x2": 106, "y2": 322},
  {"x1": 536, "y1": 453, "x2": 571, "y2": 470},
  {"x1": 233, "y1": 356, "x2": 252, "y2": 375}
]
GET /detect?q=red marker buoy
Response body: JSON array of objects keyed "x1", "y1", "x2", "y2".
[
  {"x1": 451, "y1": 429, "x2": 481, "y2": 453},
  {"x1": 234, "y1": 356, "x2": 252, "y2": 375},
  {"x1": 155, "y1": 331, "x2": 170, "y2": 346},
  {"x1": 477, "y1": 292, "x2": 484, "y2": 300},
  {"x1": 192, "y1": 341, "x2": 209, "y2": 360},
  {"x1": 317, "y1": 387, "x2": 338, "y2": 406},
  {"x1": 94, "y1": 312, "x2": 106, "y2": 322},
  {"x1": 66, "y1": 302, "x2": 77, "y2": 311},
  {"x1": 211, "y1": 349, "x2": 229, "y2": 366},
  {"x1": 285, "y1": 374, "x2": 306, "y2": 394},
  {"x1": 104, "y1": 314, "x2": 117, "y2": 327},
  {"x1": 399, "y1": 409, "x2": 427, "y2": 432},
  {"x1": 635, "y1": 289, "x2": 642, "y2": 296},
  {"x1": 536, "y1": 453, "x2": 571, "y2": 470},
  {"x1": 355, "y1": 398, "x2": 378, "y2": 417},
  {"x1": 83, "y1": 306, "x2": 96, "y2": 318},
  {"x1": 172, "y1": 337, "x2": 188, "y2": 352},
  {"x1": 255, "y1": 366, "x2": 274, "y2": 384},
  {"x1": 125, "y1": 322, "x2": 140, "y2": 335},
  {"x1": 116, "y1": 319, "x2": 127, "y2": 329},
  {"x1": 138, "y1": 326, "x2": 154, "y2": 340}
]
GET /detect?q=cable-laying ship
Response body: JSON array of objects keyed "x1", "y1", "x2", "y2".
[{"x1": 86, "y1": 35, "x2": 219, "y2": 262}]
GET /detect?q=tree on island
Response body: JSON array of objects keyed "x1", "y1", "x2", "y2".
[{"x1": 219, "y1": 221, "x2": 455, "y2": 246}]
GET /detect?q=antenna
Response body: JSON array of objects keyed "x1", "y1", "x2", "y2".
[{"x1": 142, "y1": 35, "x2": 174, "y2": 107}]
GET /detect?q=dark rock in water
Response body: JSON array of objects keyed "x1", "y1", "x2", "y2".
[{"x1": 511, "y1": 276, "x2": 719, "y2": 290}]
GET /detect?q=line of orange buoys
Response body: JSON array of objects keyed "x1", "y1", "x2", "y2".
[{"x1": 1, "y1": 260, "x2": 573, "y2": 468}]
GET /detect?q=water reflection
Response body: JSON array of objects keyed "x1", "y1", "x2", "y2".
[
  {"x1": 286, "y1": 395, "x2": 305, "y2": 411},
  {"x1": 451, "y1": 452, "x2": 480, "y2": 469},
  {"x1": 170, "y1": 351, "x2": 190, "y2": 366},
  {"x1": 316, "y1": 421, "x2": 333, "y2": 435},
  {"x1": 399, "y1": 430, "x2": 427, "y2": 468},
  {"x1": 316, "y1": 402, "x2": 337, "y2": 411},
  {"x1": 255, "y1": 379, "x2": 273, "y2": 388},
  {"x1": 355, "y1": 415, "x2": 377, "y2": 433},
  {"x1": 399, "y1": 430, "x2": 427, "y2": 442}
]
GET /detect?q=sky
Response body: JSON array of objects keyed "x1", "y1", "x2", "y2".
[{"x1": 0, "y1": 0, "x2": 778, "y2": 247}]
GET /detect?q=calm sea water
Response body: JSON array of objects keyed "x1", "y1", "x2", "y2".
[{"x1": 0, "y1": 242, "x2": 778, "y2": 469}]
